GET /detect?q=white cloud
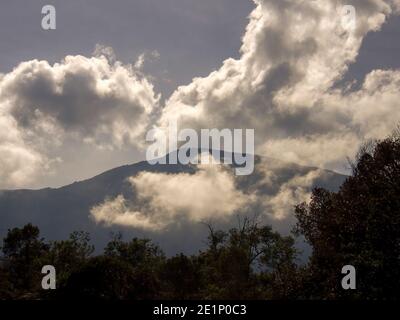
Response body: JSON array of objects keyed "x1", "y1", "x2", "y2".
[
  {"x1": 134, "y1": 50, "x2": 161, "y2": 70},
  {"x1": 158, "y1": 0, "x2": 400, "y2": 172},
  {"x1": 0, "y1": 109, "x2": 49, "y2": 188},
  {"x1": 0, "y1": 53, "x2": 159, "y2": 188},
  {"x1": 1, "y1": 55, "x2": 159, "y2": 148},
  {"x1": 260, "y1": 133, "x2": 360, "y2": 169},
  {"x1": 90, "y1": 156, "x2": 334, "y2": 230},
  {"x1": 91, "y1": 164, "x2": 250, "y2": 230},
  {"x1": 261, "y1": 169, "x2": 323, "y2": 220},
  {"x1": 90, "y1": 195, "x2": 161, "y2": 230}
]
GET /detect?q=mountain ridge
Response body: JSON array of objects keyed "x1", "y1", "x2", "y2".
[
  {"x1": 0, "y1": 155, "x2": 348, "y2": 255},
  {"x1": 0, "y1": 154, "x2": 347, "y2": 192}
]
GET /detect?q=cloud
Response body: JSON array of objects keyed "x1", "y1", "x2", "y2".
[
  {"x1": 134, "y1": 50, "x2": 161, "y2": 70},
  {"x1": 1, "y1": 55, "x2": 159, "y2": 148},
  {"x1": 86, "y1": 1, "x2": 400, "y2": 234},
  {"x1": 260, "y1": 169, "x2": 323, "y2": 220},
  {"x1": 89, "y1": 195, "x2": 161, "y2": 230},
  {"x1": 0, "y1": 52, "x2": 159, "y2": 188},
  {"x1": 91, "y1": 164, "x2": 250, "y2": 230},
  {"x1": 0, "y1": 112, "x2": 46, "y2": 188},
  {"x1": 236, "y1": 157, "x2": 331, "y2": 221},
  {"x1": 90, "y1": 156, "x2": 335, "y2": 230},
  {"x1": 260, "y1": 133, "x2": 360, "y2": 169},
  {"x1": 158, "y1": 0, "x2": 400, "y2": 172},
  {"x1": 93, "y1": 44, "x2": 117, "y2": 64}
]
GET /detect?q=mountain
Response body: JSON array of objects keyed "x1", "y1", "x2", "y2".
[{"x1": 0, "y1": 154, "x2": 347, "y2": 255}]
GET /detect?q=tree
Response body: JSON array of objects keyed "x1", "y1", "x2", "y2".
[
  {"x1": 160, "y1": 254, "x2": 201, "y2": 299},
  {"x1": 294, "y1": 134, "x2": 400, "y2": 299},
  {"x1": 104, "y1": 233, "x2": 164, "y2": 268},
  {"x1": 0, "y1": 263, "x2": 12, "y2": 299},
  {"x1": 104, "y1": 233, "x2": 165, "y2": 299},
  {"x1": 59, "y1": 255, "x2": 135, "y2": 300},
  {"x1": 46, "y1": 231, "x2": 94, "y2": 289},
  {"x1": 1, "y1": 224, "x2": 49, "y2": 298},
  {"x1": 198, "y1": 218, "x2": 299, "y2": 299}
]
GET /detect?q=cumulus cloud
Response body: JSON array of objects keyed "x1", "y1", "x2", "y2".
[
  {"x1": 1, "y1": 55, "x2": 159, "y2": 147},
  {"x1": 0, "y1": 52, "x2": 159, "y2": 188},
  {"x1": 159, "y1": 0, "x2": 400, "y2": 172},
  {"x1": 91, "y1": 164, "x2": 250, "y2": 230},
  {"x1": 0, "y1": 111, "x2": 47, "y2": 188}
]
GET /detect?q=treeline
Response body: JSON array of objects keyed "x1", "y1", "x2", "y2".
[{"x1": 1, "y1": 134, "x2": 400, "y2": 300}]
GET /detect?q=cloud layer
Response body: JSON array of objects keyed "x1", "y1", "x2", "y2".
[
  {"x1": 91, "y1": 164, "x2": 249, "y2": 230},
  {"x1": 90, "y1": 153, "x2": 344, "y2": 231}
]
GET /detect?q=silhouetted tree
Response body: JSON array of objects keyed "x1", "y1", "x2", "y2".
[
  {"x1": 104, "y1": 233, "x2": 165, "y2": 299},
  {"x1": 160, "y1": 254, "x2": 201, "y2": 299},
  {"x1": 295, "y1": 134, "x2": 400, "y2": 299},
  {"x1": 198, "y1": 218, "x2": 299, "y2": 299},
  {"x1": 46, "y1": 231, "x2": 94, "y2": 288},
  {"x1": 0, "y1": 263, "x2": 12, "y2": 299},
  {"x1": 59, "y1": 255, "x2": 135, "y2": 299},
  {"x1": 1, "y1": 224, "x2": 49, "y2": 298}
]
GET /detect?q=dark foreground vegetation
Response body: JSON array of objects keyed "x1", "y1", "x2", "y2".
[{"x1": 1, "y1": 133, "x2": 400, "y2": 300}]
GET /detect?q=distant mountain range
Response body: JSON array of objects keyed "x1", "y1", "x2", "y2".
[{"x1": 0, "y1": 154, "x2": 347, "y2": 255}]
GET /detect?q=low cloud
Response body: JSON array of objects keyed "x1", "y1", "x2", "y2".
[
  {"x1": 91, "y1": 164, "x2": 250, "y2": 230},
  {"x1": 90, "y1": 159, "x2": 330, "y2": 231},
  {"x1": 261, "y1": 169, "x2": 323, "y2": 220},
  {"x1": 90, "y1": 195, "x2": 162, "y2": 230}
]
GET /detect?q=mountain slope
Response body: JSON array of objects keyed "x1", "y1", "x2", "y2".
[{"x1": 0, "y1": 156, "x2": 347, "y2": 255}]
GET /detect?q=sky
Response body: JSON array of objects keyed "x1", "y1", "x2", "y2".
[
  {"x1": 0, "y1": 0, "x2": 253, "y2": 99},
  {"x1": 1, "y1": 0, "x2": 400, "y2": 194}
]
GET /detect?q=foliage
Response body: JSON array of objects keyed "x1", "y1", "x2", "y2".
[{"x1": 295, "y1": 134, "x2": 400, "y2": 299}]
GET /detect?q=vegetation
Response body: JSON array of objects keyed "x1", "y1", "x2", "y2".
[{"x1": 1, "y1": 133, "x2": 400, "y2": 300}]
